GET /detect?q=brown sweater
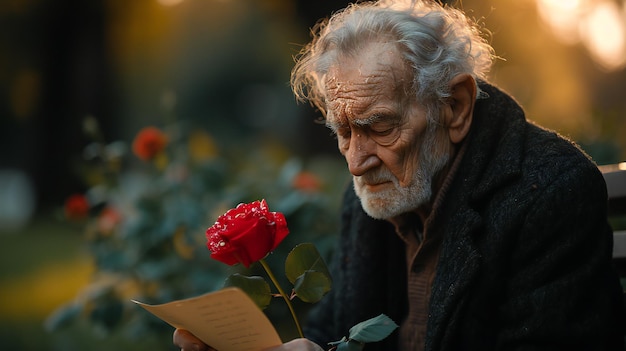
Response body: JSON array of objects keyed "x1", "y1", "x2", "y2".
[{"x1": 394, "y1": 142, "x2": 467, "y2": 351}]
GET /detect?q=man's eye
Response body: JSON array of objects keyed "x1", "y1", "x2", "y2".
[
  {"x1": 370, "y1": 125, "x2": 400, "y2": 145},
  {"x1": 371, "y1": 127, "x2": 394, "y2": 136},
  {"x1": 370, "y1": 121, "x2": 398, "y2": 136}
]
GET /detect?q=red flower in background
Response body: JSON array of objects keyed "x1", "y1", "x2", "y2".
[
  {"x1": 97, "y1": 207, "x2": 122, "y2": 235},
  {"x1": 64, "y1": 194, "x2": 89, "y2": 220},
  {"x1": 205, "y1": 199, "x2": 289, "y2": 268},
  {"x1": 292, "y1": 171, "x2": 321, "y2": 193},
  {"x1": 132, "y1": 126, "x2": 168, "y2": 161}
]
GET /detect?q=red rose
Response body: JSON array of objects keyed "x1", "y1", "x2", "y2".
[
  {"x1": 205, "y1": 199, "x2": 289, "y2": 268},
  {"x1": 64, "y1": 193, "x2": 90, "y2": 220},
  {"x1": 132, "y1": 126, "x2": 168, "y2": 161}
]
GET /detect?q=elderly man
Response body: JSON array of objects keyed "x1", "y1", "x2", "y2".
[{"x1": 175, "y1": 1, "x2": 625, "y2": 350}]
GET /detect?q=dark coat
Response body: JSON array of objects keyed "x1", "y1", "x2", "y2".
[{"x1": 303, "y1": 83, "x2": 626, "y2": 350}]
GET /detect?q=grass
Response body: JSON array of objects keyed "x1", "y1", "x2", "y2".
[
  {"x1": 0, "y1": 213, "x2": 173, "y2": 350},
  {"x1": 0, "y1": 211, "x2": 197, "y2": 351},
  {"x1": 0, "y1": 213, "x2": 87, "y2": 349}
]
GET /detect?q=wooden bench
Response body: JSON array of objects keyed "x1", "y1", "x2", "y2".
[
  {"x1": 600, "y1": 163, "x2": 626, "y2": 259},
  {"x1": 600, "y1": 162, "x2": 626, "y2": 295}
]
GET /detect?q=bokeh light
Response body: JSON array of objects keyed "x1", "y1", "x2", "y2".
[
  {"x1": 158, "y1": 0, "x2": 185, "y2": 6},
  {"x1": 536, "y1": 0, "x2": 626, "y2": 70},
  {"x1": 579, "y1": 1, "x2": 626, "y2": 70}
]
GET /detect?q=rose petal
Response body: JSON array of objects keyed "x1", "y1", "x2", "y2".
[{"x1": 205, "y1": 199, "x2": 289, "y2": 267}]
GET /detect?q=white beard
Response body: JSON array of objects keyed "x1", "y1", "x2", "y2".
[{"x1": 354, "y1": 125, "x2": 452, "y2": 220}]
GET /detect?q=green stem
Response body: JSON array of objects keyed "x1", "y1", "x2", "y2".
[{"x1": 259, "y1": 258, "x2": 304, "y2": 338}]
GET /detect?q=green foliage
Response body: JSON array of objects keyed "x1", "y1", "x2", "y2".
[
  {"x1": 285, "y1": 243, "x2": 332, "y2": 283},
  {"x1": 285, "y1": 243, "x2": 332, "y2": 303},
  {"x1": 47, "y1": 120, "x2": 346, "y2": 342},
  {"x1": 345, "y1": 314, "x2": 399, "y2": 343},
  {"x1": 329, "y1": 314, "x2": 399, "y2": 351},
  {"x1": 224, "y1": 274, "x2": 272, "y2": 309},
  {"x1": 224, "y1": 242, "x2": 332, "y2": 308},
  {"x1": 293, "y1": 271, "x2": 332, "y2": 303}
]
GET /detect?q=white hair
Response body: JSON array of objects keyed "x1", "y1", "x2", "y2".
[{"x1": 290, "y1": 0, "x2": 495, "y2": 122}]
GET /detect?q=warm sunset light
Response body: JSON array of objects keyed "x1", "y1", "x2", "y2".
[
  {"x1": 158, "y1": 0, "x2": 184, "y2": 6},
  {"x1": 536, "y1": 0, "x2": 626, "y2": 70},
  {"x1": 3, "y1": 1, "x2": 625, "y2": 350},
  {"x1": 536, "y1": 0, "x2": 585, "y2": 44},
  {"x1": 579, "y1": 1, "x2": 626, "y2": 70}
]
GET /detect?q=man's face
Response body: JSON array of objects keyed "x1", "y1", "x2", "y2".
[{"x1": 324, "y1": 42, "x2": 453, "y2": 219}]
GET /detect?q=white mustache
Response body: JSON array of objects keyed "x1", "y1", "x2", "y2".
[{"x1": 357, "y1": 169, "x2": 395, "y2": 185}]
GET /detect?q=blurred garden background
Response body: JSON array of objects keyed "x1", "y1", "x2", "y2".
[{"x1": 1, "y1": 0, "x2": 625, "y2": 350}]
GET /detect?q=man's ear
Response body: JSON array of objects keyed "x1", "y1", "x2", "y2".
[{"x1": 444, "y1": 74, "x2": 476, "y2": 144}]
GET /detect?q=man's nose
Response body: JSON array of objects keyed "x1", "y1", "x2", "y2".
[{"x1": 346, "y1": 134, "x2": 380, "y2": 176}]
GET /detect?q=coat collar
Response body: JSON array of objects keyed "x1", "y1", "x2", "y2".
[
  {"x1": 425, "y1": 82, "x2": 529, "y2": 350},
  {"x1": 464, "y1": 82, "x2": 527, "y2": 204}
]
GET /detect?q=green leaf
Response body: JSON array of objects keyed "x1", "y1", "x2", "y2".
[
  {"x1": 328, "y1": 336, "x2": 348, "y2": 346},
  {"x1": 223, "y1": 274, "x2": 272, "y2": 309},
  {"x1": 285, "y1": 243, "x2": 331, "y2": 284},
  {"x1": 347, "y1": 314, "x2": 399, "y2": 343},
  {"x1": 293, "y1": 271, "x2": 332, "y2": 303}
]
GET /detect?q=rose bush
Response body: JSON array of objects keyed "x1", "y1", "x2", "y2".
[
  {"x1": 206, "y1": 199, "x2": 289, "y2": 267},
  {"x1": 48, "y1": 117, "x2": 349, "y2": 346}
]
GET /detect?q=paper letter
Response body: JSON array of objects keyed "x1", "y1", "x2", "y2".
[{"x1": 133, "y1": 287, "x2": 282, "y2": 351}]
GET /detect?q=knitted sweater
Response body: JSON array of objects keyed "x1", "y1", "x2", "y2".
[{"x1": 303, "y1": 83, "x2": 625, "y2": 351}]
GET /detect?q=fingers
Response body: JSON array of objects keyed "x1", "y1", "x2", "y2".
[
  {"x1": 173, "y1": 329, "x2": 211, "y2": 351},
  {"x1": 173, "y1": 329, "x2": 321, "y2": 351},
  {"x1": 262, "y1": 338, "x2": 324, "y2": 351}
]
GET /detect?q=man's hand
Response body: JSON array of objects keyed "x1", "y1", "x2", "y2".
[
  {"x1": 173, "y1": 329, "x2": 213, "y2": 351},
  {"x1": 173, "y1": 329, "x2": 324, "y2": 351},
  {"x1": 263, "y1": 338, "x2": 324, "y2": 351}
]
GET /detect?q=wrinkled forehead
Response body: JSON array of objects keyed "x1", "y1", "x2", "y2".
[{"x1": 322, "y1": 41, "x2": 411, "y2": 113}]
